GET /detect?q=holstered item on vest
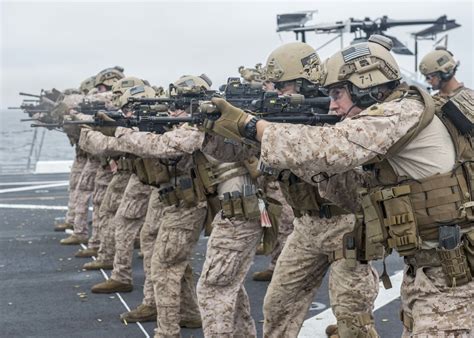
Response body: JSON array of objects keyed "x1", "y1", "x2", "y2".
[
  {"x1": 464, "y1": 230, "x2": 474, "y2": 273},
  {"x1": 437, "y1": 225, "x2": 472, "y2": 287},
  {"x1": 133, "y1": 158, "x2": 149, "y2": 184},
  {"x1": 142, "y1": 159, "x2": 170, "y2": 186},
  {"x1": 278, "y1": 173, "x2": 320, "y2": 217}
]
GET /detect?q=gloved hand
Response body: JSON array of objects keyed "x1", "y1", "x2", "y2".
[
  {"x1": 207, "y1": 97, "x2": 250, "y2": 141},
  {"x1": 95, "y1": 111, "x2": 117, "y2": 136}
]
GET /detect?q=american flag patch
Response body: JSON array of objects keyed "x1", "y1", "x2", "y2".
[{"x1": 341, "y1": 44, "x2": 371, "y2": 62}]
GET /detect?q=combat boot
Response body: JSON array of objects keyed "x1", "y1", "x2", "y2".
[
  {"x1": 75, "y1": 247, "x2": 98, "y2": 258},
  {"x1": 255, "y1": 243, "x2": 265, "y2": 255},
  {"x1": 83, "y1": 260, "x2": 113, "y2": 270},
  {"x1": 252, "y1": 269, "x2": 273, "y2": 281},
  {"x1": 120, "y1": 304, "x2": 156, "y2": 323},
  {"x1": 179, "y1": 318, "x2": 202, "y2": 328},
  {"x1": 60, "y1": 234, "x2": 88, "y2": 245},
  {"x1": 326, "y1": 324, "x2": 338, "y2": 337},
  {"x1": 54, "y1": 222, "x2": 73, "y2": 232},
  {"x1": 91, "y1": 279, "x2": 133, "y2": 293}
]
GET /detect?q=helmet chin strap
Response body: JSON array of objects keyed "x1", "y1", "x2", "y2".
[{"x1": 342, "y1": 103, "x2": 358, "y2": 120}]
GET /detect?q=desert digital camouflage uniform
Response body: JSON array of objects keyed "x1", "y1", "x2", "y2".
[
  {"x1": 259, "y1": 90, "x2": 474, "y2": 336},
  {"x1": 79, "y1": 129, "x2": 132, "y2": 265},
  {"x1": 109, "y1": 172, "x2": 151, "y2": 284},
  {"x1": 263, "y1": 180, "x2": 294, "y2": 272},
  {"x1": 116, "y1": 125, "x2": 207, "y2": 337},
  {"x1": 139, "y1": 187, "x2": 162, "y2": 309},
  {"x1": 87, "y1": 163, "x2": 114, "y2": 250},
  {"x1": 195, "y1": 135, "x2": 268, "y2": 337},
  {"x1": 63, "y1": 149, "x2": 87, "y2": 226}
]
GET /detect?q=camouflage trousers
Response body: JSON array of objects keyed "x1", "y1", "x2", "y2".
[
  {"x1": 401, "y1": 256, "x2": 474, "y2": 337},
  {"x1": 87, "y1": 165, "x2": 113, "y2": 249},
  {"x1": 72, "y1": 157, "x2": 100, "y2": 236},
  {"x1": 110, "y1": 174, "x2": 151, "y2": 284},
  {"x1": 139, "y1": 187, "x2": 162, "y2": 307},
  {"x1": 151, "y1": 201, "x2": 207, "y2": 338},
  {"x1": 65, "y1": 152, "x2": 87, "y2": 225},
  {"x1": 96, "y1": 170, "x2": 132, "y2": 263},
  {"x1": 197, "y1": 214, "x2": 263, "y2": 337},
  {"x1": 263, "y1": 213, "x2": 379, "y2": 338}
]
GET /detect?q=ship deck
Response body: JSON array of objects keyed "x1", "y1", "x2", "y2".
[{"x1": 0, "y1": 172, "x2": 404, "y2": 337}]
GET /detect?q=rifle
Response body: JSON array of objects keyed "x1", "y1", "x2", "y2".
[
  {"x1": 220, "y1": 77, "x2": 264, "y2": 110},
  {"x1": 76, "y1": 100, "x2": 110, "y2": 115},
  {"x1": 128, "y1": 83, "x2": 217, "y2": 113}
]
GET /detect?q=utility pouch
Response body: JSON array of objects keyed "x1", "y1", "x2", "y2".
[
  {"x1": 361, "y1": 194, "x2": 387, "y2": 261},
  {"x1": 221, "y1": 192, "x2": 233, "y2": 218},
  {"x1": 155, "y1": 162, "x2": 170, "y2": 184},
  {"x1": 178, "y1": 177, "x2": 198, "y2": 207},
  {"x1": 437, "y1": 225, "x2": 472, "y2": 287},
  {"x1": 343, "y1": 232, "x2": 358, "y2": 268},
  {"x1": 231, "y1": 191, "x2": 244, "y2": 218},
  {"x1": 280, "y1": 180, "x2": 320, "y2": 211},
  {"x1": 464, "y1": 229, "x2": 474, "y2": 273},
  {"x1": 371, "y1": 185, "x2": 421, "y2": 256},
  {"x1": 134, "y1": 159, "x2": 149, "y2": 184},
  {"x1": 242, "y1": 184, "x2": 260, "y2": 220}
]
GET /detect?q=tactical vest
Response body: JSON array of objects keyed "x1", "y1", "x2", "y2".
[
  {"x1": 353, "y1": 85, "x2": 473, "y2": 286},
  {"x1": 116, "y1": 155, "x2": 135, "y2": 172},
  {"x1": 276, "y1": 170, "x2": 346, "y2": 219}
]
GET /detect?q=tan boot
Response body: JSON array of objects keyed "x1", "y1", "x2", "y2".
[
  {"x1": 60, "y1": 234, "x2": 88, "y2": 245},
  {"x1": 75, "y1": 247, "x2": 98, "y2": 258},
  {"x1": 83, "y1": 260, "x2": 113, "y2": 270},
  {"x1": 252, "y1": 269, "x2": 273, "y2": 281},
  {"x1": 255, "y1": 243, "x2": 265, "y2": 255},
  {"x1": 91, "y1": 279, "x2": 133, "y2": 294},
  {"x1": 120, "y1": 304, "x2": 156, "y2": 323},
  {"x1": 326, "y1": 324, "x2": 338, "y2": 337},
  {"x1": 179, "y1": 318, "x2": 202, "y2": 328},
  {"x1": 54, "y1": 223, "x2": 73, "y2": 232}
]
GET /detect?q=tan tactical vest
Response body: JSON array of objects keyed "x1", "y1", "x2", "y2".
[
  {"x1": 358, "y1": 85, "x2": 473, "y2": 259},
  {"x1": 276, "y1": 170, "x2": 346, "y2": 218}
]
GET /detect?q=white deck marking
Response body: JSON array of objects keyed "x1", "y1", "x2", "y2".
[
  {"x1": 0, "y1": 204, "x2": 92, "y2": 211},
  {"x1": 0, "y1": 181, "x2": 68, "y2": 187},
  {"x1": 298, "y1": 270, "x2": 404, "y2": 337},
  {"x1": 65, "y1": 230, "x2": 151, "y2": 337},
  {"x1": 0, "y1": 182, "x2": 69, "y2": 194}
]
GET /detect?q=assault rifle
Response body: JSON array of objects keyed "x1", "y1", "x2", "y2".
[
  {"x1": 76, "y1": 100, "x2": 108, "y2": 115},
  {"x1": 220, "y1": 77, "x2": 264, "y2": 110},
  {"x1": 127, "y1": 83, "x2": 217, "y2": 113}
]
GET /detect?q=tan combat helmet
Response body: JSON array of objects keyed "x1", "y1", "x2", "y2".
[
  {"x1": 119, "y1": 85, "x2": 156, "y2": 109},
  {"x1": 79, "y1": 76, "x2": 96, "y2": 95},
  {"x1": 94, "y1": 66, "x2": 125, "y2": 88},
  {"x1": 112, "y1": 77, "x2": 147, "y2": 106},
  {"x1": 419, "y1": 46, "x2": 459, "y2": 79},
  {"x1": 263, "y1": 42, "x2": 321, "y2": 83},
  {"x1": 321, "y1": 35, "x2": 401, "y2": 107},
  {"x1": 173, "y1": 74, "x2": 212, "y2": 90}
]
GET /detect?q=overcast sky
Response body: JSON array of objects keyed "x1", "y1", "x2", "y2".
[{"x1": 1, "y1": 0, "x2": 473, "y2": 109}]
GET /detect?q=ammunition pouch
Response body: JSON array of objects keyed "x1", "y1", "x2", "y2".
[
  {"x1": 464, "y1": 229, "x2": 474, "y2": 273},
  {"x1": 158, "y1": 175, "x2": 203, "y2": 208},
  {"x1": 116, "y1": 157, "x2": 134, "y2": 172},
  {"x1": 437, "y1": 242, "x2": 472, "y2": 287},
  {"x1": 220, "y1": 190, "x2": 260, "y2": 220}
]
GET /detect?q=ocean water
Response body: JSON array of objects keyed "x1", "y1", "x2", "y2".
[{"x1": 0, "y1": 110, "x2": 74, "y2": 173}]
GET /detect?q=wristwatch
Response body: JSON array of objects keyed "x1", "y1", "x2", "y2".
[{"x1": 244, "y1": 116, "x2": 260, "y2": 141}]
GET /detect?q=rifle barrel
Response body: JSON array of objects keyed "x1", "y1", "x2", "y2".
[{"x1": 19, "y1": 92, "x2": 41, "y2": 98}]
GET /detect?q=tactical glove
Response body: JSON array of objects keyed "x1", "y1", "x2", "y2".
[
  {"x1": 95, "y1": 111, "x2": 117, "y2": 137},
  {"x1": 207, "y1": 97, "x2": 250, "y2": 142}
]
